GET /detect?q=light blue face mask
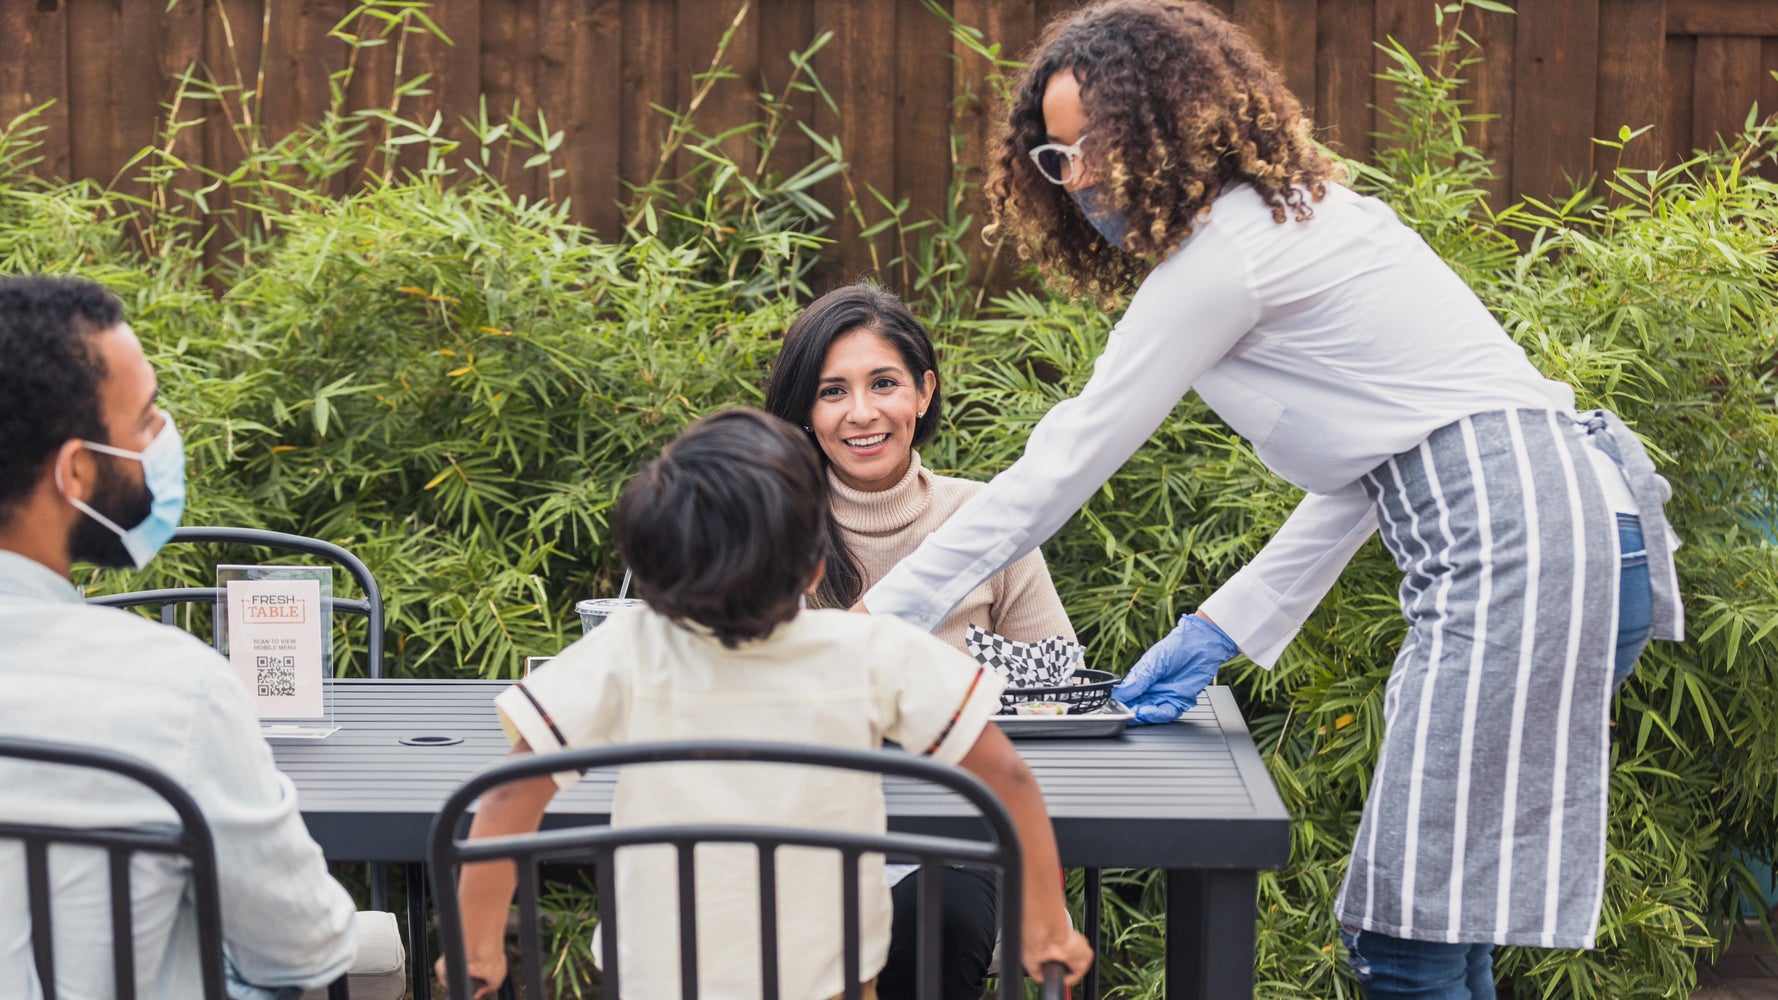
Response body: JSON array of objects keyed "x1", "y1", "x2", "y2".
[
  {"x1": 60, "y1": 417, "x2": 187, "y2": 570},
  {"x1": 1069, "y1": 185, "x2": 1131, "y2": 249}
]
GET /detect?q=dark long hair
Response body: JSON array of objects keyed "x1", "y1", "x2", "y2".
[
  {"x1": 614, "y1": 408, "x2": 831, "y2": 648},
  {"x1": 985, "y1": 0, "x2": 1343, "y2": 301},
  {"x1": 764, "y1": 282, "x2": 942, "y2": 608}
]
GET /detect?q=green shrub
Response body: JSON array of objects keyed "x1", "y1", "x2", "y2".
[{"x1": 2, "y1": 2, "x2": 1772, "y2": 996}]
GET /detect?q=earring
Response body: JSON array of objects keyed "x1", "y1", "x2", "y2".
[{"x1": 803, "y1": 425, "x2": 812, "y2": 432}]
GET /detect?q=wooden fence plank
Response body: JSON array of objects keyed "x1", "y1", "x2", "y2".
[
  {"x1": 65, "y1": 0, "x2": 122, "y2": 184},
  {"x1": 1373, "y1": 0, "x2": 1438, "y2": 150},
  {"x1": 1234, "y1": 0, "x2": 1319, "y2": 109},
  {"x1": 150, "y1": 0, "x2": 208, "y2": 216},
  {"x1": 1661, "y1": 33, "x2": 1696, "y2": 164},
  {"x1": 620, "y1": 0, "x2": 676, "y2": 206},
  {"x1": 261, "y1": 0, "x2": 342, "y2": 169},
  {"x1": 1668, "y1": 0, "x2": 1778, "y2": 36},
  {"x1": 1034, "y1": 0, "x2": 1082, "y2": 31},
  {"x1": 893, "y1": 0, "x2": 958, "y2": 291},
  {"x1": 258, "y1": 0, "x2": 302, "y2": 149},
  {"x1": 195, "y1": 0, "x2": 267, "y2": 276},
  {"x1": 103, "y1": 0, "x2": 191, "y2": 242},
  {"x1": 812, "y1": 0, "x2": 899, "y2": 283},
  {"x1": 480, "y1": 0, "x2": 540, "y2": 203},
  {"x1": 339, "y1": 1, "x2": 396, "y2": 193},
  {"x1": 0, "y1": 0, "x2": 73, "y2": 181},
  {"x1": 396, "y1": 0, "x2": 484, "y2": 180},
  {"x1": 1458, "y1": 2, "x2": 1516, "y2": 207},
  {"x1": 1512, "y1": 0, "x2": 1600, "y2": 199},
  {"x1": 755, "y1": 0, "x2": 816, "y2": 186},
  {"x1": 537, "y1": 0, "x2": 623, "y2": 237},
  {"x1": 672, "y1": 0, "x2": 759, "y2": 182},
  {"x1": 1691, "y1": 34, "x2": 1764, "y2": 152},
  {"x1": 1315, "y1": 0, "x2": 1372, "y2": 162},
  {"x1": 949, "y1": 0, "x2": 1037, "y2": 287},
  {"x1": 1764, "y1": 37, "x2": 1778, "y2": 179},
  {"x1": 1595, "y1": 0, "x2": 1666, "y2": 176},
  {"x1": 1765, "y1": 37, "x2": 1778, "y2": 129}
]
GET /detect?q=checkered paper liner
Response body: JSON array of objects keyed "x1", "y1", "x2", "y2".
[{"x1": 964, "y1": 623, "x2": 1084, "y2": 689}]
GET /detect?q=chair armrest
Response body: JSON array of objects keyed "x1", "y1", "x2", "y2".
[{"x1": 299, "y1": 911, "x2": 407, "y2": 1000}]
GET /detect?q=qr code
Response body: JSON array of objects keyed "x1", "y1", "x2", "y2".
[{"x1": 256, "y1": 656, "x2": 296, "y2": 697}]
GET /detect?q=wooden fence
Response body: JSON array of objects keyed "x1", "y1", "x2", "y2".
[{"x1": 2, "y1": 0, "x2": 1774, "y2": 277}]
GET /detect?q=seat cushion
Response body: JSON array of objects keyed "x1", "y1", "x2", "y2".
[{"x1": 299, "y1": 910, "x2": 407, "y2": 1000}]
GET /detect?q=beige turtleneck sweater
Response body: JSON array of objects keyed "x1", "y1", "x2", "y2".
[{"x1": 829, "y1": 452, "x2": 1075, "y2": 651}]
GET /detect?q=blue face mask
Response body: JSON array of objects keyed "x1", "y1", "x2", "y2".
[
  {"x1": 1069, "y1": 186, "x2": 1131, "y2": 249},
  {"x1": 59, "y1": 417, "x2": 187, "y2": 570}
]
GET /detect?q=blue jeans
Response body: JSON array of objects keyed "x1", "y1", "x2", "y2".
[
  {"x1": 1613, "y1": 514, "x2": 1653, "y2": 687},
  {"x1": 1340, "y1": 929, "x2": 1495, "y2": 1000},
  {"x1": 1342, "y1": 515, "x2": 1654, "y2": 997}
]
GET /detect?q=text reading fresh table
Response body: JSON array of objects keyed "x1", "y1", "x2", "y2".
[{"x1": 273, "y1": 679, "x2": 1289, "y2": 999}]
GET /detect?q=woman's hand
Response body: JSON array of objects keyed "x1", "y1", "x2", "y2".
[
  {"x1": 1112, "y1": 612, "x2": 1239, "y2": 724},
  {"x1": 434, "y1": 951, "x2": 506, "y2": 999},
  {"x1": 1022, "y1": 919, "x2": 1095, "y2": 987}
]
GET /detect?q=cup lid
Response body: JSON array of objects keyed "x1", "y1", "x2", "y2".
[{"x1": 575, "y1": 598, "x2": 648, "y2": 613}]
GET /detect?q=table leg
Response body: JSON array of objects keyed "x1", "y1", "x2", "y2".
[
  {"x1": 1082, "y1": 868, "x2": 1102, "y2": 1000},
  {"x1": 1164, "y1": 869, "x2": 1257, "y2": 1000},
  {"x1": 370, "y1": 861, "x2": 388, "y2": 912},
  {"x1": 407, "y1": 861, "x2": 431, "y2": 1000}
]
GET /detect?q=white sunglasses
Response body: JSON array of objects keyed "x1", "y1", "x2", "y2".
[{"x1": 1028, "y1": 134, "x2": 1088, "y2": 185}]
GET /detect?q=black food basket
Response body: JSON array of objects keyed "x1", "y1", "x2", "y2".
[{"x1": 998, "y1": 668, "x2": 1117, "y2": 715}]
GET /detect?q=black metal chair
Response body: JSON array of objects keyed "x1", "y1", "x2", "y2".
[
  {"x1": 429, "y1": 742, "x2": 1068, "y2": 1000},
  {"x1": 82, "y1": 525, "x2": 410, "y2": 972},
  {"x1": 0, "y1": 735, "x2": 350, "y2": 1000},
  {"x1": 85, "y1": 526, "x2": 385, "y2": 678}
]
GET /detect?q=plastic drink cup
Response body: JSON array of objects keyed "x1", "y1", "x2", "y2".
[{"x1": 576, "y1": 597, "x2": 647, "y2": 633}]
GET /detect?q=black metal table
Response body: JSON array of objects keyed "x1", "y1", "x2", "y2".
[{"x1": 274, "y1": 679, "x2": 1290, "y2": 999}]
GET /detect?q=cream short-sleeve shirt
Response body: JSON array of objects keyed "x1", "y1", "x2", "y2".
[{"x1": 494, "y1": 605, "x2": 1005, "y2": 1000}]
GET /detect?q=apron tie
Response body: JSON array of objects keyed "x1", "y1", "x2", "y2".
[{"x1": 1578, "y1": 409, "x2": 1684, "y2": 642}]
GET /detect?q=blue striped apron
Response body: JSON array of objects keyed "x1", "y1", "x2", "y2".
[{"x1": 1334, "y1": 408, "x2": 1681, "y2": 948}]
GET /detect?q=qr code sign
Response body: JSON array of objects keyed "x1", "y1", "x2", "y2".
[{"x1": 256, "y1": 656, "x2": 297, "y2": 697}]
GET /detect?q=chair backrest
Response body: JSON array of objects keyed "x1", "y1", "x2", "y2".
[
  {"x1": 84, "y1": 526, "x2": 385, "y2": 678},
  {"x1": 0, "y1": 736, "x2": 228, "y2": 1000},
  {"x1": 429, "y1": 741, "x2": 1062, "y2": 1000}
]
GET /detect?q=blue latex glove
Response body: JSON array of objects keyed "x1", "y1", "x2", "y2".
[{"x1": 1112, "y1": 613, "x2": 1239, "y2": 725}]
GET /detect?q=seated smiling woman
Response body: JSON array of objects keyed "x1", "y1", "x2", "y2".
[{"x1": 766, "y1": 281, "x2": 1074, "y2": 1000}]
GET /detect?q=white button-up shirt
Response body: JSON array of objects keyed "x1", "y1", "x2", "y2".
[
  {"x1": 864, "y1": 183, "x2": 1577, "y2": 666},
  {"x1": 0, "y1": 550, "x2": 355, "y2": 999}
]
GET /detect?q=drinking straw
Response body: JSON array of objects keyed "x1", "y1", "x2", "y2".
[{"x1": 618, "y1": 569, "x2": 631, "y2": 601}]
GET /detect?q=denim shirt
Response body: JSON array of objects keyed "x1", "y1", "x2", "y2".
[{"x1": 0, "y1": 551, "x2": 356, "y2": 999}]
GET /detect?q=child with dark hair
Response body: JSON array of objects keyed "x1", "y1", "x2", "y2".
[
  {"x1": 448, "y1": 408, "x2": 1092, "y2": 999},
  {"x1": 611, "y1": 405, "x2": 833, "y2": 647}
]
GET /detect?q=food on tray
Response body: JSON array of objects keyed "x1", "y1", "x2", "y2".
[{"x1": 1012, "y1": 701, "x2": 1069, "y2": 716}]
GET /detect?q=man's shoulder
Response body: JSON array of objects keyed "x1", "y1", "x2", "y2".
[
  {"x1": 0, "y1": 602, "x2": 264, "y2": 794},
  {"x1": 81, "y1": 600, "x2": 233, "y2": 659},
  {"x1": 3, "y1": 598, "x2": 236, "y2": 691}
]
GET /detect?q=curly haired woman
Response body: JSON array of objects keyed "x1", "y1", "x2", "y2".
[{"x1": 859, "y1": 2, "x2": 1682, "y2": 997}]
